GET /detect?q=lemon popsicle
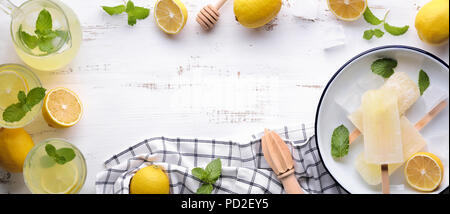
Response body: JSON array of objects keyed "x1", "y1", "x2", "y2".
[
  {"x1": 362, "y1": 89, "x2": 403, "y2": 164},
  {"x1": 356, "y1": 116, "x2": 427, "y2": 185},
  {"x1": 349, "y1": 72, "x2": 420, "y2": 131}
]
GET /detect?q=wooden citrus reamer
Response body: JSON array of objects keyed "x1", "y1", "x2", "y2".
[
  {"x1": 349, "y1": 100, "x2": 448, "y2": 194},
  {"x1": 261, "y1": 129, "x2": 304, "y2": 194},
  {"x1": 196, "y1": 0, "x2": 228, "y2": 30}
]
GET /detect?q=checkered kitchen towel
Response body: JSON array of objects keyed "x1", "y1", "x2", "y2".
[{"x1": 95, "y1": 124, "x2": 345, "y2": 194}]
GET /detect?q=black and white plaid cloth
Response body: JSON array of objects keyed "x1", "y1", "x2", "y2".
[{"x1": 95, "y1": 124, "x2": 345, "y2": 194}]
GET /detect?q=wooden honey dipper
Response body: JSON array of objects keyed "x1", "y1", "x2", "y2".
[{"x1": 196, "y1": 0, "x2": 228, "y2": 30}]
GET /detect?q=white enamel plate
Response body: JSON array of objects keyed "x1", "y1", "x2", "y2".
[{"x1": 315, "y1": 45, "x2": 449, "y2": 194}]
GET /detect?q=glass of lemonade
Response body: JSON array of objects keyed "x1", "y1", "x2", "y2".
[
  {"x1": 23, "y1": 138, "x2": 87, "y2": 194},
  {"x1": 0, "y1": 0, "x2": 82, "y2": 71},
  {"x1": 0, "y1": 64, "x2": 42, "y2": 128}
]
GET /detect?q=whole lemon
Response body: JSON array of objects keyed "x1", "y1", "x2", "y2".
[
  {"x1": 415, "y1": 0, "x2": 449, "y2": 45},
  {"x1": 0, "y1": 128, "x2": 34, "y2": 173},
  {"x1": 129, "y1": 165, "x2": 170, "y2": 194},
  {"x1": 234, "y1": 0, "x2": 282, "y2": 29}
]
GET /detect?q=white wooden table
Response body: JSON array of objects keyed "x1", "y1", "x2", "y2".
[{"x1": 0, "y1": 0, "x2": 448, "y2": 194}]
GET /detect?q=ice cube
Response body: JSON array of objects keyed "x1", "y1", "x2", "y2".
[
  {"x1": 322, "y1": 24, "x2": 346, "y2": 50},
  {"x1": 290, "y1": 0, "x2": 319, "y2": 20}
]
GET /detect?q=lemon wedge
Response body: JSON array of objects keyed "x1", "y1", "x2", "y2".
[{"x1": 154, "y1": 0, "x2": 188, "y2": 34}]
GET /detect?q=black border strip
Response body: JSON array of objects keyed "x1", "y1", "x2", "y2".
[{"x1": 314, "y1": 45, "x2": 450, "y2": 194}]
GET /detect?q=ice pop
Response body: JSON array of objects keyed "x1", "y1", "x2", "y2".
[
  {"x1": 356, "y1": 116, "x2": 427, "y2": 185},
  {"x1": 361, "y1": 89, "x2": 403, "y2": 164},
  {"x1": 349, "y1": 72, "x2": 420, "y2": 131}
]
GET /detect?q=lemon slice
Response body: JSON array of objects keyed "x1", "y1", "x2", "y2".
[
  {"x1": 404, "y1": 152, "x2": 444, "y2": 192},
  {"x1": 327, "y1": 0, "x2": 367, "y2": 21},
  {"x1": 0, "y1": 70, "x2": 28, "y2": 110},
  {"x1": 154, "y1": 0, "x2": 188, "y2": 34},
  {"x1": 41, "y1": 162, "x2": 79, "y2": 194},
  {"x1": 42, "y1": 88, "x2": 83, "y2": 128}
]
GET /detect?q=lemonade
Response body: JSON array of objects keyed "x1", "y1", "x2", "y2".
[
  {"x1": 0, "y1": 64, "x2": 42, "y2": 128},
  {"x1": 23, "y1": 139, "x2": 87, "y2": 194},
  {"x1": 9, "y1": 0, "x2": 82, "y2": 71}
]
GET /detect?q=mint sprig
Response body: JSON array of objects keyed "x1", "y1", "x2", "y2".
[
  {"x1": 45, "y1": 144, "x2": 76, "y2": 165},
  {"x1": 331, "y1": 125, "x2": 349, "y2": 158},
  {"x1": 418, "y1": 70, "x2": 430, "y2": 96},
  {"x1": 2, "y1": 87, "x2": 46, "y2": 123},
  {"x1": 192, "y1": 158, "x2": 222, "y2": 194},
  {"x1": 362, "y1": 7, "x2": 409, "y2": 40},
  {"x1": 19, "y1": 9, "x2": 67, "y2": 53},
  {"x1": 371, "y1": 58, "x2": 397, "y2": 78},
  {"x1": 101, "y1": 0, "x2": 150, "y2": 26}
]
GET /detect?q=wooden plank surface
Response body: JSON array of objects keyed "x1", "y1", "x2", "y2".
[{"x1": 0, "y1": 0, "x2": 448, "y2": 193}]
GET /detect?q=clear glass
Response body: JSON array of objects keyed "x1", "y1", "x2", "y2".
[
  {"x1": 2, "y1": 0, "x2": 82, "y2": 71},
  {"x1": 0, "y1": 64, "x2": 42, "y2": 128},
  {"x1": 23, "y1": 138, "x2": 87, "y2": 194}
]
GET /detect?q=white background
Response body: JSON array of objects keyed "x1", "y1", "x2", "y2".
[{"x1": 0, "y1": 0, "x2": 448, "y2": 193}]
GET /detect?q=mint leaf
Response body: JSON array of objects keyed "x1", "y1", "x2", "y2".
[
  {"x1": 363, "y1": 8, "x2": 382, "y2": 25},
  {"x1": 45, "y1": 144, "x2": 76, "y2": 165},
  {"x1": 363, "y1": 30, "x2": 374, "y2": 40},
  {"x1": 331, "y1": 125, "x2": 349, "y2": 158},
  {"x1": 384, "y1": 22, "x2": 409, "y2": 36},
  {"x1": 205, "y1": 158, "x2": 222, "y2": 183},
  {"x1": 56, "y1": 148, "x2": 76, "y2": 163},
  {"x1": 18, "y1": 91, "x2": 26, "y2": 104},
  {"x1": 132, "y1": 7, "x2": 150, "y2": 20},
  {"x1": 19, "y1": 25, "x2": 38, "y2": 49},
  {"x1": 373, "y1": 29, "x2": 384, "y2": 38},
  {"x1": 2, "y1": 103, "x2": 26, "y2": 122},
  {"x1": 39, "y1": 155, "x2": 56, "y2": 168},
  {"x1": 38, "y1": 37, "x2": 54, "y2": 53},
  {"x1": 102, "y1": 5, "x2": 126, "y2": 15},
  {"x1": 126, "y1": 0, "x2": 135, "y2": 12},
  {"x1": 45, "y1": 144, "x2": 57, "y2": 158},
  {"x1": 35, "y1": 9, "x2": 52, "y2": 34},
  {"x1": 196, "y1": 183, "x2": 213, "y2": 194},
  {"x1": 371, "y1": 58, "x2": 397, "y2": 78},
  {"x1": 26, "y1": 87, "x2": 46, "y2": 107},
  {"x1": 128, "y1": 15, "x2": 137, "y2": 26},
  {"x1": 418, "y1": 70, "x2": 430, "y2": 96},
  {"x1": 192, "y1": 168, "x2": 207, "y2": 181}
]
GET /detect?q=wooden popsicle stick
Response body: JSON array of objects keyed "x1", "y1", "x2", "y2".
[
  {"x1": 381, "y1": 164, "x2": 390, "y2": 194},
  {"x1": 414, "y1": 100, "x2": 448, "y2": 130},
  {"x1": 349, "y1": 100, "x2": 448, "y2": 145}
]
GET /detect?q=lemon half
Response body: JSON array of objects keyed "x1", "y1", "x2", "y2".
[
  {"x1": 327, "y1": 0, "x2": 367, "y2": 21},
  {"x1": 42, "y1": 88, "x2": 83, "y2": 128},
  {"x1": 404, "y1": 152, "x2": 444, "y2": 192},
  {"x1": 154, "y1": 0, "x2": 188, "y2": 34}
]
